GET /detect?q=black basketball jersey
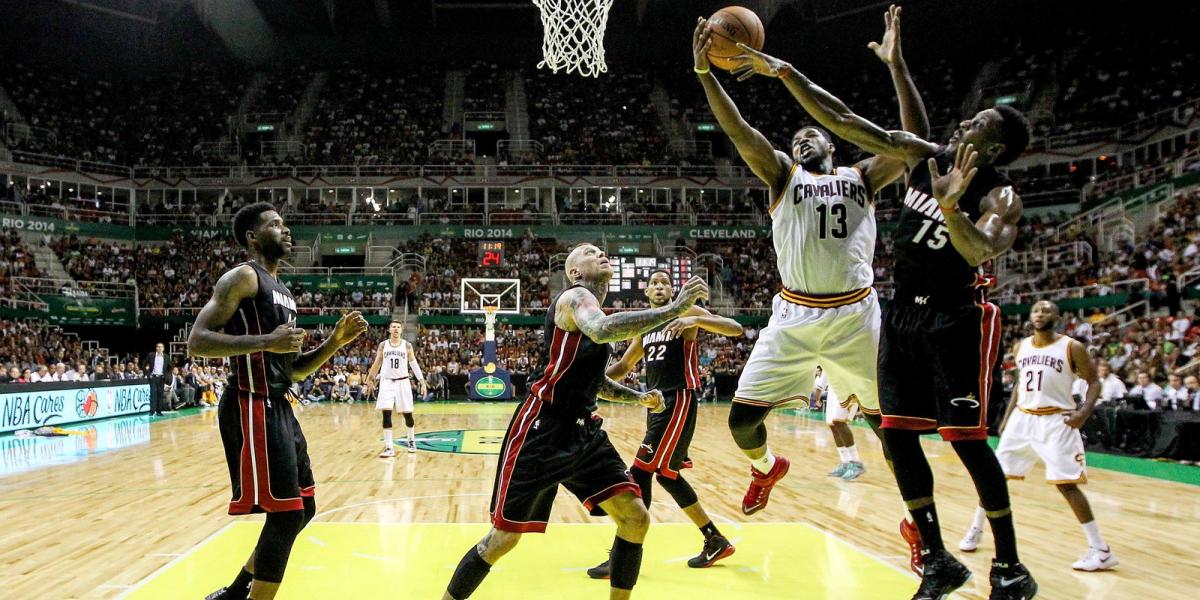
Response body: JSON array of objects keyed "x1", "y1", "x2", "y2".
[
  {"x1": 641, "y1": 321, "x2": 700, "y2": 392},
  {"x1": 527, "y1": 283, "x2": 612, "y2": 419},
  {"x1": 223, "y1": 261, "x2": 298, "y2": 398},
  {"x1": 893, "y1": 149, "x2": 1013, "y2": 304}
]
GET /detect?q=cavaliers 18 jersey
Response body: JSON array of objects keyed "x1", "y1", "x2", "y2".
[
  {"x1": 378, "y1": 340, "x2": 411, "y2": 380},
  {"x1": 1015, "y1": 335, "x2": 1077, "y2": 413},
  {"x1": 224, "y1": 261, "x2": 297, "y2": 398},
  {"x1": 527, "y1": 284, "x2": 612, "y2": 420},
  {"x1": 769, "y1": 165, "x2": 875, "y2": 295},
  {"x1": 641, "y1": 322, "x2": 700, "y2": 392},
  {"x1": 894, "y1": 150, "x2": 1013, "y2": 304}
]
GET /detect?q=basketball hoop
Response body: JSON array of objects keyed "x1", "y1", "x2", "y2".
[
  {"x1": 532, "y1": 0, "x2": 614, "y2": 78},
  {"x1": 482, "y1": 305, "x2": 500, "y2": 328}
]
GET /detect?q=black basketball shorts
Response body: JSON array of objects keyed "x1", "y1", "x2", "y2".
[
  {"x1": 489, "y1": 396, "x2": 640, "y2": 533},
  {"x1": 879, "y1": 300, "x2": 1001, "y2": 441},
  {"x1": 632, "y1": 389, "x2": 697, "y2": 479},
  {"x1": 218, "y1": 387, "x2": 315, "y2": 514}
]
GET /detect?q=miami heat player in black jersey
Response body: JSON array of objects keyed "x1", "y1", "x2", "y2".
[
  {"x1": 723, "y1": 34, "x2": 1037, "y2": 599},
  {"x1": 189, "y1": 203, "x2": 367, "y2": 600},
  {"x1": 444, "y1": 244, "x2": 708, "y2": 600},
  {"x1": 587, "y1": 270, "x2": 744, "y2": 578}
]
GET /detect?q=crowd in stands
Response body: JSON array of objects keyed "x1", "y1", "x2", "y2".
[
  {"x1": 1, "y1": 62, "x2": 245, "y2": 166},
  {"x1": 464, "y1": 62, "x2": 507, "y2": 112},
  {"x1": 1, "y1": 229, "x2": 43, "y2": 302}
]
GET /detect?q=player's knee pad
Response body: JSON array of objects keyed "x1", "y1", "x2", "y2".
[
  {"x1": 254, "y1": 509, "x2": 306, "y2": 582},
  {"x1": 655, "y1": 473, "x2": 698, "y2": 508},
  {"x1": 728, "y1": 402, "x2": 770, "y2": 449},
  {"x1": 403, "y1": 412, "x2": 415, "y2": 427},
  {"x1": 609, "y1": 536, "x2": 643, "y2": 590},
  {"x1": 447, "y1": 546, "x2": 491, "y2": 599},
  {"x1": 382, "y1": 410, "x2": 393, "y2": 429},
  {"x1": 950, "y1": 439, "x2": 1010, "y2": 510},
  {"x1": 629, "y1": 466, "x2": 654, "y2": 508}
]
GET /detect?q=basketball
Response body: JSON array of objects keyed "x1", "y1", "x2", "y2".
[{"x1": 706, "y1": 6, "x2": 765, "y2": 71}]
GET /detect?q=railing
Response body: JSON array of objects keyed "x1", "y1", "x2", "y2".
[
  {"x1": 993, "y1": 277, "x2": 1149, "y2": 306},
  {"x1": 10, "y1": 150, "x2": 131, "y2": 177},
  {"x1": 497, "y1": 139, "x2": 543, "y2": 157},
  {"x1": 428, "y1": 139, "x2": 476, "y2": 157},
  {"x1": 12, "y1": 277, "x2": 137, "y2": 299},
  {"x1": 261, "y1": 140, "x2": 305, "y2": 158},
  {"x1": 626, "y1": 213, "x2": 692, "y2": 226},
  {"x1": 282, "y1": 212, "x2": 349, "y2": 225},
  {"x1": 558, "y1": 213, "x2": 624, "y2": 226},
  {"x1": 487, "y1": 212, "x2": 556, "y2": 226},
  {"x1": 134, "y1": 213, "x2": 226, "y2": 226},
  {"x1": 996, "y1": 241, "x2": 1093, "y2": 277}
]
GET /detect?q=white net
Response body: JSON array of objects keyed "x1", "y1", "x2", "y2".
[{"x1": 532, "y1": 0, "x2": 615, "y2": 78}]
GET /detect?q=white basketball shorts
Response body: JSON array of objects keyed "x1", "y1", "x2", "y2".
[
  {"x1": 734, "y1": 288, "x2": 880, "y2": 413},
  {"x1": 996, "y1": 409, "x2": 1087, "y2": 484}
]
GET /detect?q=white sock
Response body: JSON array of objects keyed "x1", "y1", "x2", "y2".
[
  {"x1": 1081, "y1": 520, "x2": 1107, "y2": 550},
  {"x1": 971, "y1": 505, "x2": 987, "y2": 531},
  {"x1": 406, "y1": 426, "x2": 415, "y2": 443},
  {"x1": 751, "y1": 450, "x2": 776, "y2": 474},
  {"x1": 383, "y1": 429, "x2": 393, "y2": 447},
  {"x1": 836, "y1": 447, "x2": 850, "y2": 463},
  {"x1": 846, "y1": 445, "x2": 860, "y2": 462}
]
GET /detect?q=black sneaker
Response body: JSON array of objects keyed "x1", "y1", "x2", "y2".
[
  {"x1": 586, "y1": 558, "x2": 611, "y2": 580},
  {"x1": 204, "y1": 588, "x2": 231, "y2": 600},
  {"x1": 687, "y1": 534, "x2": 735, "y2": 568},
  {"x1": 911, "y1": 549, "x2": 972, "y2": 600},
  {"x1": 988, "y1": 560, "x2": 1038, "y2": 600}
]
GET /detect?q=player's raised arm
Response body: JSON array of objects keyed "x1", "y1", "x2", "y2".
[
  {"x1": 292, "y1": 311, "x2": 369, "y2": 381},
  {"x1": 1065, "y1": 339, "x2": 1102, "y2": 429},
  {"x1": 606, "y1": 337, "x2": 645, "y2": 381},
  {"x1": 561, "y1": 277, "x2": 709, "y2": 344},
  {"x1": 693, "y1": 18, "x2": 791, "y2": 192},
  {"x1": 188, "y1": 265, "x2": 304, "y2": 358},
  {"x1": 663, "y1": 306, "x2": 744, "y2": 339},
  {"x1": 871, "y1": 5, "x2": 929, "y2": 139},
  {"x1": 930, "y1": 144, "x2": 1023, "y2": 266},
  {"x1": 729, "y1": 44, "x2": 937, "y2": 168},
  {"x1": 857, "y1": 4, "x2": 929, "y2": 192}
]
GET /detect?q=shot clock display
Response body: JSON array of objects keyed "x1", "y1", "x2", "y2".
[{"x1": 478, "y1": 241, "x2": 505, "y2": 267}]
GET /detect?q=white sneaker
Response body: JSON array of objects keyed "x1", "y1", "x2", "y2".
[
  {"x1": 1072, "y1": 547, "x2": 1118, "y2": 571},
  {"x1": 378, "y1": 447, "x2": 395, "y2": 458},
  {"x1": 959, "y1": 526, "x2": 983, "y2": 552},
  {"x1": 407, "y1": 441, "x2": 417, "y2": 453}
]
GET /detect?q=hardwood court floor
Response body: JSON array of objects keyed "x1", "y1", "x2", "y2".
[{"x1": 0, "y1": 401, "x2": 1197, "y2": 599}]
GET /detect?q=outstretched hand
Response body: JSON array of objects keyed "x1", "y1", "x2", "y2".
[
  {"x1": 729, "y1": 43, "x2": 791, "y2": 81},
  {"x1": 867, "y1": 4, "x2": 903, "y2": 66},
  {"x1": 930, "y1": 143, "x2": 979, "y2": 211}
]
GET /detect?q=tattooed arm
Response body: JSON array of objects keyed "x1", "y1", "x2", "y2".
[
  {"x1": 557, "y1": 277, "x2": 709, "y2": 344},
  {"x1": 597, "y1": 376, "x2": 666, "y2": 413}
]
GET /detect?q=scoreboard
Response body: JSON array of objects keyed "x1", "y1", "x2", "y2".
[
  {"x1": 477, "y1": 241, "x2": 505, "y2": 267},
  {"x1": 608, "y1": 255, "x2": 696, "y2": 296}
]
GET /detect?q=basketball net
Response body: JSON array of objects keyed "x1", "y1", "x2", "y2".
[
  {"x1": 482, "y1": 305, "x2": 499, "y2": 341},
  {"x1": 532, "y1": 0, "x2": 614, "y2": 77}
]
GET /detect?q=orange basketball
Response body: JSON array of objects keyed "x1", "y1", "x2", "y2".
[{"x1": 706, "y1": 6, "x2": 765, "y2": 71}]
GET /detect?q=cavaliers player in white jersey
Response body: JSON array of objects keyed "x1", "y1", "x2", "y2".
[
  {"x1": 958, "y1": 301, "x2": 1117, "y2": 572},
  {"x1": 694, "y1": 7, "x2": 925, "y2": 518},
  {"x1": 365, "y1": 320, "x2": 427, "y2": 457},
  {"x1": 812, "y1": 366, "x2": 867, "y2": 481}
]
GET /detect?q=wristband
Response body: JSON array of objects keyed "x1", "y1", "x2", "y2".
[
  {"x1": 940, "y1": 203, "x2": 960, "y2": 215},
  {"x1": 693, "y1": 66, "x2": 710, "y2": 75}
]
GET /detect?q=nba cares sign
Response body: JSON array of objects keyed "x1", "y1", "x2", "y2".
[{"x1": 0, "y1": 380, "x2": 152, "y2": 433}]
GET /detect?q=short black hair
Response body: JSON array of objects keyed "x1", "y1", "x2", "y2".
[
  {"x1": 795, "y1": 125, "x2": 834, "y2": 146},
  {"x1": 648, "y1": 269, "x2": 673, "y2": 283},
  {"x1": 992, "y1": 105, "x2": 1030, "y2": 166},
  {"x1": 233, "y1": 202, "x2": 277, "y2": 249}
]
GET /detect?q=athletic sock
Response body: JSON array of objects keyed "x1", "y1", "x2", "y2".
[
  {"x1": 908, "y1": 502, "x2": 945, "y2": 552},
  {"x1": 836, "y1": 447, "x2": 850, "y2": 463},
  {"x1": 750, "y1": 450, "x2": 776, "y2": 475},
  {"x1": 406, "y1": 426, "x2": 415, "y2": 444},
  {"x1": 382, "y1": 429, "x2": 393, "y2": 448},
  {"x1": 987, "y1": 510, "x2": 1019, "y2": 564},
  {"x1": 1081, "y1": 520, "x2": 1107, "y2": 550},
  {"x1": 971, "y1": 506, "x2": 987, "y2": 531},
  {"x1": 227, "y1": 568, "x2": 253, "y2": 600},
  {"x1": 699, "y1": 521, "x2": 720, "y2": 540},
  {"x1": 846, "y1": 445, "x2": 860, "y2": 462}
]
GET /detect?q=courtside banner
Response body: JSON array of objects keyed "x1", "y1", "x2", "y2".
[{"x1": 0, "y1": 379, "x2": 152, "y2": 433}]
